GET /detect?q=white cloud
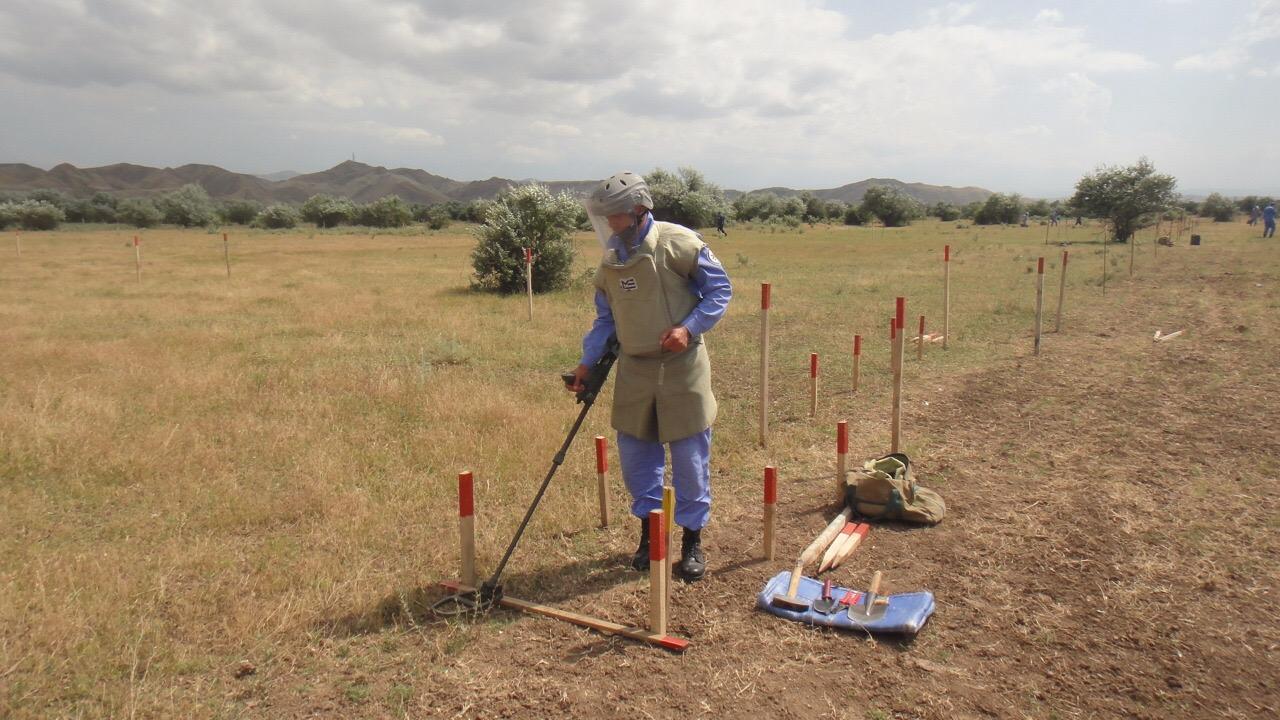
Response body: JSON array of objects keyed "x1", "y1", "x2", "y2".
[
  {"x1": 531, "y1": 121, "x2": 582, "y2": 137},
  {"x1": 1034, "y1": 9, "x2": 1064, "y2": 25},
  {"x1": 926, "y1": 3, "x2": 977, "y2": 25},
  {"x1": 1176, "y1": 0, "x2": 1280, "y2": 72}
]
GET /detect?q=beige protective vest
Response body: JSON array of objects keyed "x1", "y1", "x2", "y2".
[{"x1": 595, "y1": 221, "x2": 718, "y2": 443}]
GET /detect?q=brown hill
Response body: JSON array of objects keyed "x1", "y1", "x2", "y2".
[{"x1": 0, "y1": 160, "x2": 993, "y2": 207}]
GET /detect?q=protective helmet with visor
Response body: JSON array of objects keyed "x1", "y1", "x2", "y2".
[{"x1": 585, "y1": 171, "x2": 653, "y2": 247}]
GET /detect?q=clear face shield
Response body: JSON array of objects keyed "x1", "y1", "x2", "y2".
[{"x1": 585, "y1": 172, "x2": 652, "y2": 249}]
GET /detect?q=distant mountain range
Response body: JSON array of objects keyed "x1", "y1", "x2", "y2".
[{"x1": 0, "y1": 160, "x2": 993, "y2": 207}]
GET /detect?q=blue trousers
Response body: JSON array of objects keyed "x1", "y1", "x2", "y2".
[
  {"x1": 617, "y1": 428, "x2": 712, "y2": 530},
  {"x1": 1265, "y1": 219, "x2": 1276, "y2": 238}
]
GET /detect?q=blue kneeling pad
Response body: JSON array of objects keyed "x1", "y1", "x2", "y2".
[{"x1": 757, "y1": 571, "x2": 935, "y2": 636}]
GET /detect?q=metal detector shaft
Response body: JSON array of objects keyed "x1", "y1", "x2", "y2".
[{"x1": 478, "y1": 339, "x2": 619, "y2": 600}]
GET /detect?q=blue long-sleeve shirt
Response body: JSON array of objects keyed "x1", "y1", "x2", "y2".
[{"x1": 580, "y1": 225, "x2": 732, "y2": 366}]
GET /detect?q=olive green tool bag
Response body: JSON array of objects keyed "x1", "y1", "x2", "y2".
[{"x1": 845, "y1": 453, "x2": 945, "y2": 525}]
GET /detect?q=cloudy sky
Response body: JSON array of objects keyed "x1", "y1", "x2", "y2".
[{"x1": 1, "y1": 0, "x2": 1276, "y2": 196}]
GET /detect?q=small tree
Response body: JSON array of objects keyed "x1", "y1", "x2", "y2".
[
  {"x1": 843, "y1": 203, "x2": 870, "y2": 226},
  {"x1": 860, "y1": 186, "x2": 922, "y2": 227},
  {"x1": 219, "y1": 199, "x2": 263, "y2": 225},
  {"x1": 156, "y1": 184, "x2": 217, "y2": 227},
  {"x1": 116, "y1": 198, "x2": 163, "y2": 228},
  {"x1": 974, "y1": 193, "x2": 1024, "y2": 225},
  {"x1": 353, "y1": 196, "x2": 412, "y2": 228},
  {"x1": 12, "y1": 200, "x2": 65, "y2": 230},
  {"x1": 300, "y1": 194, "x2": 355, "y2": 228},
  {"x1": 424, "y1": 205, "x2": 451, "y2": 230},
  {"x1": 1069, "y1": 158, "x2": 1177, "y2": 242},
  {"x1": 1200, "y1": 193, "x2": 1235, "y2": 222},
  {"x1": 930, "y1": 202, "x2": 961, "y2": 221},
  {"x1": 471, "y1": 184, "x2": 578, "y2": 294},
  {"x1": 647, "y1": 167, "x2": 730, "y2": 229},
  {"x1": 254, "y1": 204, "x2": 300, "y2": 229}
]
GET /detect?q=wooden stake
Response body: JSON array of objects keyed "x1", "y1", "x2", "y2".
[
  {"x1": 891, "y1": 298, "x2": 905, "y2": 453},
  {"x1": 763, "y1": 466, "x2": 777, "y2": 561},
  {"x1": 1034, "y1": 257, "x2": 1045, "y2": 356},
  {"x1": 916, "y1": 315, "x2": 925, "y2": 361},
  {"x1": 1102, "y1": 228, "x2": 1108, "y2": 295},
  {"x1": 851, "y1": 335, "x2": 862, "y2": 393},
  {"x1": 943, "y1": 245, "x2": 950, "y2": 350},
  {"x1": 223, "y1": 232, "x2": 231, "y2": 279},
  {"x1": 133, "y1": 235, "x2": 142, "y2": 282},
  {"x1": 1055, "y1": 251, "x2": 1068, "y2": 333},
  {"x1": 836, "y1": 420, "x2": 849, "y2": 504},
  {"x1": 439, "y1": 581, "x2": 688, "y2": 651},
  {"x1": 809, "y1": 352, "x2": 819, "y2": 418},
  {"x1": 1129, "y1": 228, "x2": 1135, "y2": 278},
  {"x1": 648, "y1": 509, "x2": 667, "y2": 636},
  {"x1": 829, "y1": 522, "x2": 871, "y2": 571},
  {"x1": 819, "y1": 522, "x2": 857, "y2": 573},
  {"x1": 759, "y1": 283, "x2": 771, "y2": 448},
  {"x1": 458, "y1": 471, "x2": 476, "y2": 587},
  {"x1": 524, "y1": 247, "x2": 534, "y2": 321},
  {"x1": 662, "y1": 485, "x2": 674, "y2": 610},
  {"x1": 14, "y1": 232, "x2": 20, "y2": 257},
  {"x1": 594, "y1": 436, "x2": 610, "y2": 528}
]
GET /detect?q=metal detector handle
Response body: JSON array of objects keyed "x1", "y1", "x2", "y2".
[{"x1": 573, "y1": 336, "x2": 619, "y2": 404}]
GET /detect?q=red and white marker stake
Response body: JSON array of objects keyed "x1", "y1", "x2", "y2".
[
  {"x1": 891, "y1": 298, "x2": 905, "y2": 453},
  {"x1": 759, "y1": 283, "x2": 771, "y2": 447},
  {"x1": 133, "y1": 235, "x2": 142, "y2": 282},
  {"x1": 809, "y1": 352, "x2": 819, "y2": 418},
  {"x1": 524, "y1": 247, "x2": 534, "y2": 320},
  {"x1": 595, "y1": 436, "x2": 610, "y2": 528},
  {"x1": 1055, "y1": 250, "x2": 1068, "y2": 333},
  {"x1": 648, "y1": 509, "x2": 667, "y2": 635},
  {"x1": 662, "y1": 485, "x2": 674, "y2": 608},
  {"x1": 943, "y1": 245, "x2": 950, "y2": 350},
  {"x1": 458, "y1": 471, "x2": 477, "y2": 587},
  {"x1": 223, "y1": 232, "x2": 231, "y2": 279},
  {"x1": 852, "y1": 334, "x2": 862, "y2": 393},
  {"x1": 916, "y1": 315, "x2": 926, "y2": 361},
  {"x1": 1034, "y1": 257, "x2": 1045, "y2": 356},
  {"x1": 763, "y1": 466, "x2": 777, "y2": 561},
  {"x1": 836, "y1": 420, "x2": 849, "y2": 503}
]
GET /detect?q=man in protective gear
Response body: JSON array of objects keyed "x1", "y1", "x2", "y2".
[{"x1": 568, "y1": 171, "x2": 732, "y2": 581}]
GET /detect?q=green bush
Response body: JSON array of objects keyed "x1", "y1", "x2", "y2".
[
  {"x1": 4, "y1": 200, "x2": 66, "y2": 230},
  {"x1": 844, "y1": 203, "x2": 871, "y2": 226},
  {"x1": 254, "y1": 204, "x2": 300, "y2": 229},
  {"x1": 471, "y1": 183, "x2": 578, "y2": 294},
  {"x1": 156, "y1": 184, "x2": 217, "y2": 227},
  {"x1": 0, "y1": 203, "x2": 17, "y2": 229},
  {"x1": 860, "y1": 186, "x2": 923, "y2": 227},
  {"x1": 300, "y1": 194, "x2": 355, "y2": 228},
  {"x1": 25, "y1": 189, "x2": 68, "y2": 209},
  {"x1": 64, "y1": 196, "x2": 118, "y2": 223},
  {"x1": 354, "y1": 196, "x2": 412, "y2": 228},
  {"x1": 930, "y1": 202, "x2": 961, "y2": 221},
  {"x1": 219, "y1": 199, "x2": 263, "y2": 225},
  {"x1": 974, "y1": 193, "x2": 1024, "y2": 225},
  {"x1": 424, "y1": 205, "x2": 451, "y2": 230},
  {"x1": 1200, "y1": 193, "x2": 1235, "y2": 222},
  {"x1": 116, "y1": 198, "x2": 163, "y2": 228},
  {"x1": 647, "y1": 167, "x2": 730, "y2": 229}
]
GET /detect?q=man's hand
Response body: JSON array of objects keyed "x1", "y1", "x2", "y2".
[
  {"x1": 659, "y1": 326, "x2": 691, "y2": 353},
  {"x1": 566, "y1": 363, "x2": 590, "y2": 393}
]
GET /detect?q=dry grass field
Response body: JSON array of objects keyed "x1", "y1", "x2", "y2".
[{"x1": 1, "y1": 219, "x2": 1277, "y2": 718}]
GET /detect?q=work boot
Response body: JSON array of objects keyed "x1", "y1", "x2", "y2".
[
  {"x1": 678, "y1": 527, "x2": 706, "y2": 581},
  {"x1": 631, "y1": 518, "x2": 650, "y2": 571}
]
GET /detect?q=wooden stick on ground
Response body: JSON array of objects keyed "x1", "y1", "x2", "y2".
[
  {"x1": 829, "y1": 522, "x2": 871, "y2": 571},
  {"x1": 439, "y1": 581, "x2": 689, "y2": 652},
  {"x1": 776, "y1": 507, "x2": 853, "y2": 607}
]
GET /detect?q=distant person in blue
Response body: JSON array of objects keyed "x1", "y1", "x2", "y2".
[
  {"x1": 1264, "y1": 203, "x2": 1276, "y2": 238},
  {"x1": 714, "y1": 212, "x2": 728, "y2": 236},
  {"x1": 1249, "y1": 205, "x2": 1261, "y2": 226},
  {"x1": 571, "y1": 171, "x2": 733, "y2": 581}
]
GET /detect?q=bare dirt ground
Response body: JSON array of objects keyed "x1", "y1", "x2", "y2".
[{"x1": 217, "y1": 240, "x2": 1280, "y2": 720}]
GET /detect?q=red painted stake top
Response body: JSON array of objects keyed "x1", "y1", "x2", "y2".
[
  {"x1": 919, "y1": 315, "x2": 925, "y2": 333},
  {"x1": 223, "y1": 233, "x2": 228, "y2": 242},
  {"x1": 1037, "y1": 257, "x2": 1045, "y2": 274},
  {"x1": 524, "y1": 247, "x2": 532, "y2": 264},
  {"x1": 458, "y1": 471, "x2": 474, "y2": 518},
  {"x1": 761, "y1": 282, "x2": 771, "y2": 310},
  {"x1": 895, "y1": 297, "x2": 906, "y2": 329},
  {"x1": 837, "y1": 421, "x2": 848, "y2": 454},
  {"x1": 133, "y1": 236, "x2": 139, "y2": 246},
  {"x1": 810, "y1": 353, "x2": 818, "y2": 377},
  {"x1": 854, "y1": 335, "x2": 862, "y2": 355},
  {"x1": 1062, "y1": 250, "x2": 1069, "y2": 267},
  {"x1": 944, "y1": 244, "x2": 950, "y2": 261},
  {"x1": 648, "y1": 510, "x2": 665, "y2": 561},
  {"x1": 595, "y1": 436, "x2": 607, "y2": 474},
  {"x1": 764, "y1": 466, "x2": 777, "y2": 505}
]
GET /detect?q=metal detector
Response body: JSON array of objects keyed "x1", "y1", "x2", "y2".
[{"x1": 433, "y1": 337, "x2": 620, "y2": 616}]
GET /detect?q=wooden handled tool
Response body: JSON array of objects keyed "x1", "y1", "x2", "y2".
[{"x1": 771, "y1": 507, "x2": 852, "y2": 610}]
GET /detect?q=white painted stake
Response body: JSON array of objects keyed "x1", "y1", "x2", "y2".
[
  {"x1": 133, "y1": 235, "x2": 142, "y2": 282},
  {"x1": 759, "y1": 283, "x2": 771, "y2": 447},
  {"x1": 1034, "y1": 257, "x2": 1045, "y2": 356}
]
